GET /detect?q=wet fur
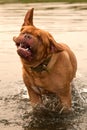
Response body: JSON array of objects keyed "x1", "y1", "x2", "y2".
[{"x1": 13, "y1": 8, "x2": 77, "y2": 112}]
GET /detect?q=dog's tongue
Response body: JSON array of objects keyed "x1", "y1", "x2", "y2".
[{"x1": 17, "y1": 47, "x2": 32, "y2": 60}]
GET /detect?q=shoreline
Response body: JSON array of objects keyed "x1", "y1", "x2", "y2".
[{"x1": 0, "y1": 0, "x2": 87, "y2": 4}]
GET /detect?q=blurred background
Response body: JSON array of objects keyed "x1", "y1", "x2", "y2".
[{"x1": 0, "y1": 0, "x2": 87, "y2": 4}]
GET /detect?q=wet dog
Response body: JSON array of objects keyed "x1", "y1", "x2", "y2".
[{"x1": 13, "y1": 8, "x2": 77, "y2": 113}]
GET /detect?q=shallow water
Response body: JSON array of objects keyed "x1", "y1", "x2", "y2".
[{"x1": 0, "y1": 2, "x2": 87, "y2": 130}]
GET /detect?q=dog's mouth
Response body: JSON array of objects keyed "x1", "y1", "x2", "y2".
[
  {"x1": 13, "y1": 37, "x2": 33, "y2": 61},
  {"x1": 17, "y1": 42, "x2": 32, "y2": 60}
]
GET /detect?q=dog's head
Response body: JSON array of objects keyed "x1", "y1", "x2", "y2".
[{"x1": 13, "y1": 8, "x2": 63, "y2": 67}]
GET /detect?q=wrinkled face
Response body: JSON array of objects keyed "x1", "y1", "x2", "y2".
[{"x1": 13, "y1": 25, "x2": 51, "y2": 63}]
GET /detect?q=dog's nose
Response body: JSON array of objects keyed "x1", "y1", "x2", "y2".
[{"x1": 24, "y1": 34, "x2": 31, "y2": 39}]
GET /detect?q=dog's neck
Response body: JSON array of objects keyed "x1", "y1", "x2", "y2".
[
  {"x1": 23, "y1": 52, "x2": 59, "y2": 73},
  {"x1": 31, "y1": 56, "x2": 51, "y2": 72}
]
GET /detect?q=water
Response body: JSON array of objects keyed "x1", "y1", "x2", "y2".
[{"x1": 0, "y1": 2, "x2": 87, "y2": 130}]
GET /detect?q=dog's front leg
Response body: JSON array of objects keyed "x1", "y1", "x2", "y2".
[
  {"x1": 27, "y1": 86, "x2": 42, "y2": 106},
  {"x1": 56, "y1": 84, "x2": 72, "y2": 113},
  {"x1": 23, "y1": 70, "x2": 42, "y2": 106}
]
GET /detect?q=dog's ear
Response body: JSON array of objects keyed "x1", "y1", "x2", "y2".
[
  {"x1": 22, "y1": 8, "x2": 34, "y2": 26},
  {"x1": 48, "y1": 33, "x2": 64, "y2": 53}
]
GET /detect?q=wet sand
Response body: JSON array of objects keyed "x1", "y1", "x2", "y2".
[{"x1": 0, "y1": 2, "x2": 87, "y2": 130}]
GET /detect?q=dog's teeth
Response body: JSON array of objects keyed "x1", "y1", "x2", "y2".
[
  {"x1": 26, "y1": 48, "x2": 29, "y2": 51},
  {"x1": 20, "y1": 44, "x2": 22, "y2": 47}
]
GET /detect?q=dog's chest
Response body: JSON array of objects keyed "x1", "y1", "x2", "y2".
[
  {"x1": 30, "y1": 70, "x2": 60, "y2": 91},
  {"x1": 30, "y1": 71, "x2": 50, "y2": 86}
]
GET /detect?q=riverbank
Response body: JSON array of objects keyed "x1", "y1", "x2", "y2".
[{"x1": 0, "y1": 0, "x2": 87, "y2": 4}]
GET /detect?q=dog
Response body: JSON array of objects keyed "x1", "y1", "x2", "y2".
[{"x1": 13, "y1": 8, "x2": 77, "y2": 113}]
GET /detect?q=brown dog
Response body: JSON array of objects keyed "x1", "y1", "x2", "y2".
[{"x1": 13, "y1": 8, "x2": 77, "y2": 113}]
